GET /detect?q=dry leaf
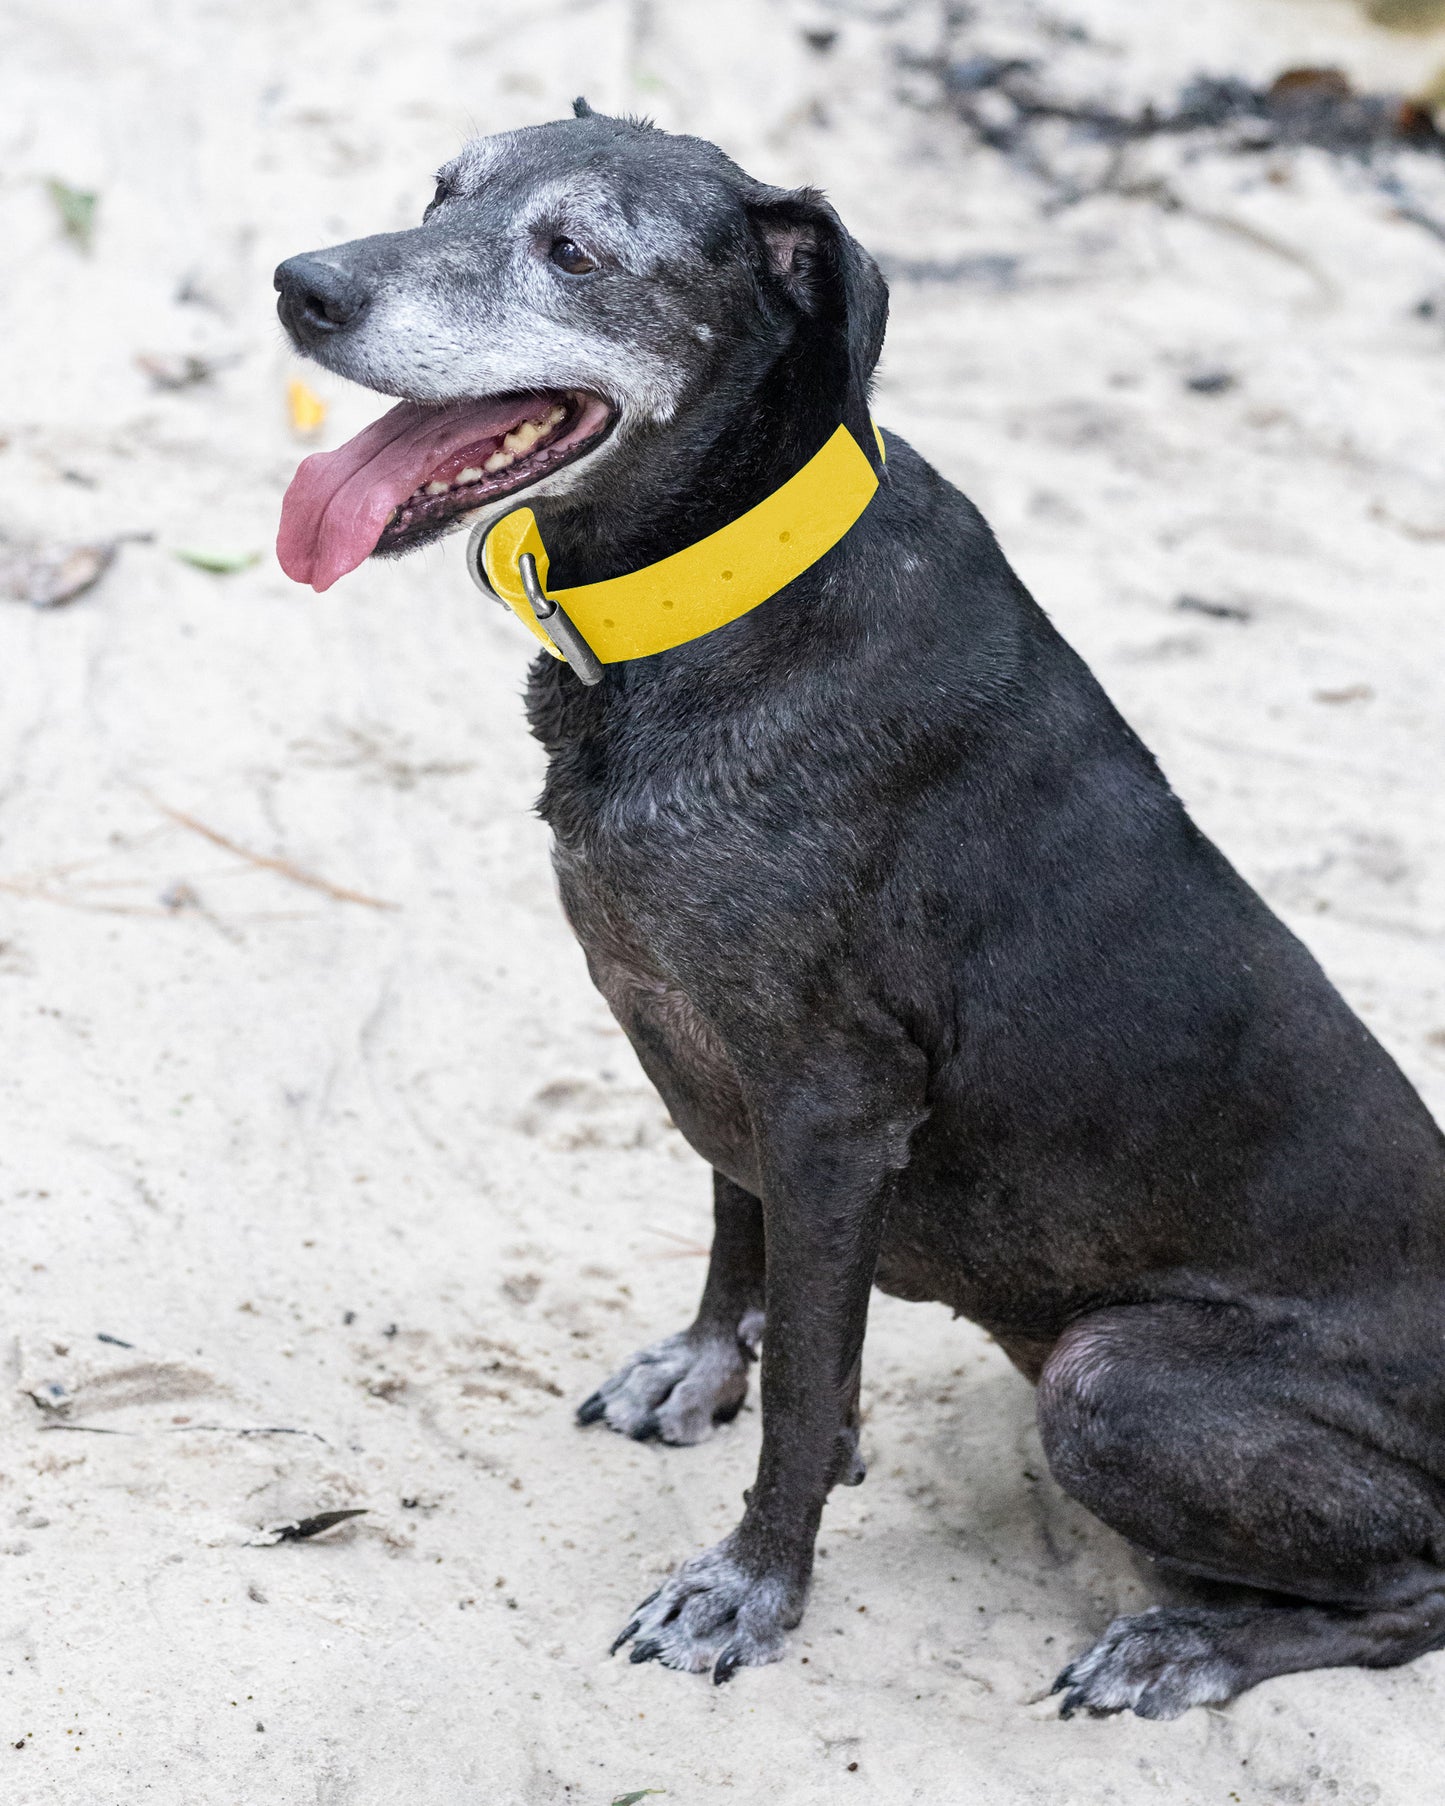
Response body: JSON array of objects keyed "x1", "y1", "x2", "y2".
[
  {"x1": 0, "y1": 537, "x2": 117, "y2": 608},
  {"x1": 1269, "y1": 68, "x2": 1353, "y2": 103},
  {"x1": 288, "y1": 378, "x2": 328, "y2": 437},
  {"x1": 252, "y1": 1509, "x2": 368, "y2": 1546},
  {"x1": 136, "y1": 352, "x2": 215, "y2": 391},
  {"x1": 1363, "y1": 0, "x2": 1445, "y2": 29}
]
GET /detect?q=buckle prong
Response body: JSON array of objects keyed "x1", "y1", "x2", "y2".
[{"x1": 517, "y1": 553, "x2": 603, "y2": 686}]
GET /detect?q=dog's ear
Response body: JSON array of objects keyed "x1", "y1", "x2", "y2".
[
  {"x1": 747, "y1": 186, "x2": 889, "y2": 421},
  {"x1": 572, "y1": 95, "x2": 594, "y2": 118}
]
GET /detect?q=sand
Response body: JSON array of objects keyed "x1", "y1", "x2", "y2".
[{"x1": 2, "y1": 0, "x2": 1444, "y2": 1800}]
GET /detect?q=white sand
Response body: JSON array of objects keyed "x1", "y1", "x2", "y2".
[{"x1": 2, "y1": 1, "x2": 1444, "y2": 1800}]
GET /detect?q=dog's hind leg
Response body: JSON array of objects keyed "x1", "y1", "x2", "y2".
[
  {"x1": 1051, "y1": 1589, "x2": 1445, "y2": 1720},
  {"x1": 1038, "y1": 1301, "x2": 1445, "y2": 1718},
  {"x1": 577, "y1": 1173, "x2": 766, "y2": 1444}
]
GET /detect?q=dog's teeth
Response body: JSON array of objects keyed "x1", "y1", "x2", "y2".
[
  {"x1": 503, "y1": 418, "x2": 547, "y2": 455},
  {"x1": 415, "y1": 404, "x2": 568, "y2": 500},
  {"x1": 492, "y1": 405, "x2": 567, "y2": 461}
]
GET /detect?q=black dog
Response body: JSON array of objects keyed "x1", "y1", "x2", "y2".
[{"x1": 274, "y1": 104, "x2": 1445, "y2": 1717}]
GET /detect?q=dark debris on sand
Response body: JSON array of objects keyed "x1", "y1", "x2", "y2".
[{"x1": 899, "y1": 20, "x2": 1445, "y2": 234}]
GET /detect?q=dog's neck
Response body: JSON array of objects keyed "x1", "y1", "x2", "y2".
[
  {"x1": 535, "y1": 325, "x2": 867, "y2": 592},
  {"x1": 518, "y1": 323, "x2": 909, "y2": 818}
]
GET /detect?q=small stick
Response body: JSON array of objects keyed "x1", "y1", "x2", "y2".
[
  {"x1": 0, "y1": 880, "x2": 172, "y2": 918},
  {"x1": 144, "y1": 794, "x2": 398, "y2": 911},
  {"x1": 38, "y1": 1423, "x2": 128, "y2": 1435},
  {"x1": 643, "y1": 1225, "x2": 711, "y2": 1258},
  {"x1": 161, "y1": 1423, "x2": 330, "y2": 1443},
  {"x1": 0, "y1": 826, "x2": 171, "y2": 889}
]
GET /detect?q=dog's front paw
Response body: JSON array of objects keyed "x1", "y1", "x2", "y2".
[
  {"x1": 577, "y1": 1316, "x2": 760, "y2": 1444},
  {"x1": 1052, "y1": 1606, "x2": 1245, "y2": 1720},
  {"x1": 611, "y1": 1536, "x2": 800, "y2": 1682}
]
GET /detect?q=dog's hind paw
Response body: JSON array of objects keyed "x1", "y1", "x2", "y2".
[
  {"x1": 577, "y1": 1317, "x2": 759, "y2": 1445},
  {"x1": 1052, "y1": 1606, "x2": 1245, "y2": 1720},
  {"x1": 611, "y1": 1536, "x2": 798, "y2": 1682}
]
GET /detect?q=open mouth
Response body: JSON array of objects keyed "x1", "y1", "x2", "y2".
[{"x1": 276, "y1": 388, "x2": 614, "y2": 592}]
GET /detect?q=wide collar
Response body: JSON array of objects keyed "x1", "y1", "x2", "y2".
[{"x1": 467, "y1": 420, "x2": 885, "y2": 683}]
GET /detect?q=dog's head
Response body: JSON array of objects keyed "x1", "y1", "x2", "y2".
[{"x1": 274, "y1": 103, "x2": 887, "y2": 591}]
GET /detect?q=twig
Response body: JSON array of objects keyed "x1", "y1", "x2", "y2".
[
  {"x1": 643, "y1": 1224, "x2": 711, "y2": 1258},
  {"x1": 875, "y1": 251, "x2": 1024, "y2": 286},
  {"x1": 38, "y1": 1422, "x2": 129, "y2": 1435},
  {"x1": 144, "y1": 794, "x2": 398, "y2": 911},
  {"x1": 1370, "y1": 502, "x2": 1445, "y2": 542},
  {"x1": 160, "y1": 1423, "x2": 330, "y2": 1443},
  {"x1": 39, "y1": 1420, "x2": 329, "y2": 1442},
  {"x1": 1183, "y1": 203, "x2": 1337, "y2": 303},
  {"x1": 1375, "y1": 171, "x2": 1445, "y2": 246},
  {"x1": 0, "y1": 880, "x2": 173, "y2": 918},
  {"x1": 0, "y1": 827, "x2": 171, "y2": 888}
]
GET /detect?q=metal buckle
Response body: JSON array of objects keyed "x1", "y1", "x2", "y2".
[
  {"x1": 516, "y1": 553, "x2": 603, "y2": 686},
  {"x1": 465, "y1": 524, "x2": 603, "y2": 687}
]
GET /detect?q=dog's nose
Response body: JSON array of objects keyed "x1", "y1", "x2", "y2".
[{"x1": 274, "y1": 255, "x2": 370, "y2": 345}]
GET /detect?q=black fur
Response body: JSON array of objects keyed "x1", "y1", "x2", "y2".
[{"x1": 277, "y1": 109, "x2": 1445, "y2": 1714}]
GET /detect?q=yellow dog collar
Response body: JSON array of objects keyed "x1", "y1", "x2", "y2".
[{"x1": 466, "y1": 421, "x2": 885, "y2": 684}]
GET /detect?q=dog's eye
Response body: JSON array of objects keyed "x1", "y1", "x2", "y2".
[
  {"x1": 426, "y1": 175, "x2": 455, "y2": 217},
  {"x1": 549, "y1": 237, "x2": 597, "y2": 276}
]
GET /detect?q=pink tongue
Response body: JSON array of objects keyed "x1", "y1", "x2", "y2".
[{"x1": 276, "y1": 394, "x2": 544, "y2": 592}]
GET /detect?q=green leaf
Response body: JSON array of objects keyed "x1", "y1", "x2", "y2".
[
  {"x1": 611, "y1": 1793, "x2": 665, "y2": 1805},
  {"x1": 174, "y1": 549, "x2": 261, "y2": 575},
  {"x1": 46, "y1": 179, "x2": 98, "y2": 253}
]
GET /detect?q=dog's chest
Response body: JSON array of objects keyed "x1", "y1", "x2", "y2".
[{"x1": 555, "y1": 844, "x2": 758, "y2": 1191}]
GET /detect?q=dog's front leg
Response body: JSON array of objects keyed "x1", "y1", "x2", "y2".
[
  {"x1": 613, "y1": 1038, "x2": 922, "y2": 1682},
  {"x1": 577, "y1": 1173, "x2": 765, "y2": 1444}
]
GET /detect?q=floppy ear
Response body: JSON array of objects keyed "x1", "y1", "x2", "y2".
[{"x1": 747, "y1": 185, "x2": 889, "y2": 427}]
